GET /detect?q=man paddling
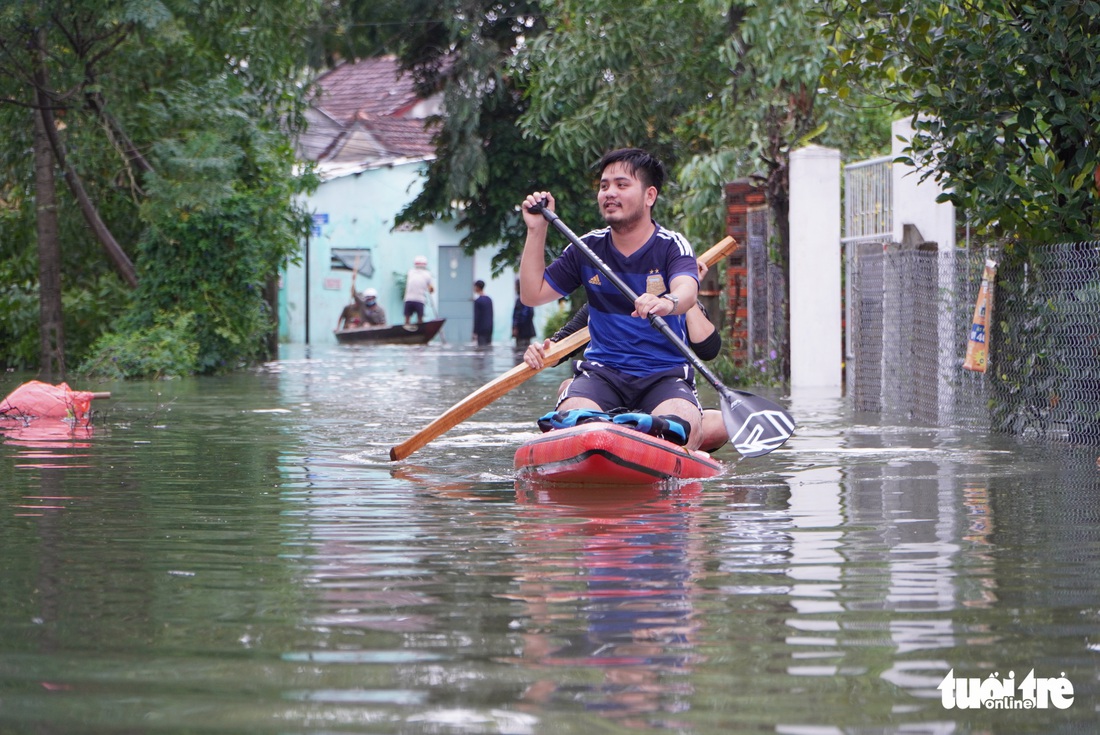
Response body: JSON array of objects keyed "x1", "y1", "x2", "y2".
[
  {"x1": 336, "y1": 286, "x2": 386, "y2": 331},
  {"x1": 519, "y1": 147, "x2": 704, "y2": 450}
]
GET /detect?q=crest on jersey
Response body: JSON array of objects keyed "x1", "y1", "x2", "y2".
[{"x1": 646, "y1": 272, "x2": 666, "y2": 295}]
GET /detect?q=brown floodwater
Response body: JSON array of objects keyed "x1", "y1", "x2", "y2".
[{"x1": 1, "y1": 342, "x2": 1097, "y2": 734}]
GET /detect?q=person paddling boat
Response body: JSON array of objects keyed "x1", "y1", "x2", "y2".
[
  {"x1": 519, "y1": 148, "x2": 705, "y2": 449},
  {"x1": 388, "y1": 231, "x2": 795, "y2": 464},
  {"x1": 525, "y1": 258, "x2": 729, "y2": 453}
]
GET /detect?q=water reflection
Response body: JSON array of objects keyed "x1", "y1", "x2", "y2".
[
  {"x1": 286, "y1": 478, "x2": 439, "y2": 636},
  {"x1": 507, "y1": 483, "x2": 706, "y2": 727},
  {"x1": 0, "y1": 420, "x2": 96, "y2": 470},
  {"x1": 3, "y1": 347, "x2": 1100, "y2": 733}
]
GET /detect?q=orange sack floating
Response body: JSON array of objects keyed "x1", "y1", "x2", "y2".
[
  {"x1": 0, "y1": 381, "x2": 104, "y2": 422},
  {"x1": 963, "y1": 259, "x2": 998, "y2": 373}
]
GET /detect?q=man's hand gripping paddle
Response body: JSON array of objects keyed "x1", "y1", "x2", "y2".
[{"x1": 527, "y1": 200, "x2": 795, "y2": 458}]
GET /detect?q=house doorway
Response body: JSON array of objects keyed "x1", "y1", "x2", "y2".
[{"x1": 436, "y1": 245, "x2": 474, "y2": 345}]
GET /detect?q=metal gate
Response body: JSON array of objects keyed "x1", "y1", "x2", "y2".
[{"x1": 843, "y1": 156, "x2": 893, "y2": 413}]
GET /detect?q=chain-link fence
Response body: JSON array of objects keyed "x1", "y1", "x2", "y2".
[
  {"x1": 847, "y1": 238, "x2": 1100, "y2": 446},
  {"x1": 990, "y1": 242, "x2": 1100, "y2": 444},
  {"x1": 745, "y1": 206, "x2": 786, "y2": 375}
]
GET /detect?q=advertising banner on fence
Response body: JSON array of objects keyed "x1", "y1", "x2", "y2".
[{"x1": 963, "y1": 259, "x2": 998, "y2": 372}]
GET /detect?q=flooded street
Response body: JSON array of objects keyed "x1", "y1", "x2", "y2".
[{"x1": 1, "y1": 342, "x2": 1098, "y2": 734}]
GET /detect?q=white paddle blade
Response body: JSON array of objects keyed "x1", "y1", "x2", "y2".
[{"x1": 721, "y1": 396, "x2": 795, "y2": 458}]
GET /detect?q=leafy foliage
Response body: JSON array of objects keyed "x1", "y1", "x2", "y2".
[
  {"x1": 514, "y1": 0, "x2": 891, "y2": 382},
  {"x1": 395, "y1": 59, "x2": 597, "y2": 272},
  {"x1": 821, "y1": 0, "x2": 1100, "y2": 244},
  {"x1": 87, "y1": 78, "x2": 318, "y2": 377},
  {"x1": 0, "y1": 140, "x2": 39, "y2": 371},
  {"x1": 712, "y1": 350, "x2": 785, "y2": 391},
  {"x1": 676, "y1": 0, "x2": 892, "y2": 248},
  {"x1": 313, "y1": 0, "x2": 890, "y2": 285},
  {"x1": 539, "y1": 305, "x2": 573, "y2": 341},
  {"x1": 522, "y1": 0, "x2": 724, "y2": 169},
  {"x1": 519, "y1": 0, "x2": 893, "y2": 248},
  {"x1": 310, "y1": 0, "x2": 442, "y2": 69},
  {"x1": 0, "y1": 0, "x2": 320, "y2": 376},
  {"x1": 367, "y1": 0, "x2": 600, "y2": 272},
  {"x1": 985, "y1": 242, "x2": 1100, "y2": 440},
  {"x1": 79, "y1": 311, "x2": 199, "y2": 380},
  {"x1": 0, "y1": 285, "x2": 38, "y2": 372}
]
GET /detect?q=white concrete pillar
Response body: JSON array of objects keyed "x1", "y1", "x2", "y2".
[
  {"x1": 891, "y1": 118, "x2": 956, "y2": 249},
  {"x1": 789, "y1": 145, "x2": 843, "y2": 391}
]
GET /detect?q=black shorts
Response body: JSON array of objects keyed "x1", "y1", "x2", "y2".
[
  {"x1": 404, "y1": 301, "x2": 425, "y2": 320},
  {"x1": 559, "y1": 360, "x2": 702, "y2": 415}
]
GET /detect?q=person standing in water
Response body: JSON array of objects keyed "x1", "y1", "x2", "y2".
[
  {"x1": 403, "y1": 255, "x2": 435, "y2": 327},
  {"x1": 472, "y1": 280, "x2": 494, "y2": 346}
]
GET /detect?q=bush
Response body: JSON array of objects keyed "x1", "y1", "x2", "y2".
[
  {"x1": 711, "y1": 349, "x2": 785, "y2": 390},
  {"x1": 78, "y1": 312, "x2": 199, "y2": 379},
  {"x1": 0, "y1": 274, "x2": 132, "y2": 372},
  {"x1": 0, "y1": 283, "x2": 39, "y2": 371}
]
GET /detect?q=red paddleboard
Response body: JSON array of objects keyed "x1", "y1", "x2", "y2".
[{"x1": 514, "y1": 422, "x2": 723, "y2": 486}]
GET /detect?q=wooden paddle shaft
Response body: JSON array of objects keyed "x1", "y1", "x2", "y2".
[
  {"x1": 697, "y1": 235, "x2": 737, "y2": 271},
  {"x1": 387, "y1": 235, "x2": 738, "y2": 462},
  {"x1": 389, "y1": 328, "x2": 592, "y2": 461}
]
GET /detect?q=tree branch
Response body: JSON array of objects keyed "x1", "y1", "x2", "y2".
[
  {"x1": 34, "y1": 68, "x2": 138, "y2": 288},
  {"x1": 84, "y1": 76, "x2": 153, "y2": 178}
]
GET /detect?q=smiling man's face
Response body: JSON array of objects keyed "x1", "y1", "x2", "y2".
[{"x1": 597, "y1": 162, "x2": 655, "y2": 230}]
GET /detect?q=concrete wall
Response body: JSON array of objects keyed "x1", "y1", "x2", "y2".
[
  {"x1": 784, "y1": 121, "x2": 956, "y2": 400},
  {"x1": 891, "y1": 117, "x2": 958, "y2": 421},
  {"x1": 891, "y1": 118, "x2": 956, "y2": 250}
]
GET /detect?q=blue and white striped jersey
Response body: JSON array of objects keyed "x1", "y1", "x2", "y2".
[{"x1": 544, "y1": 221, "x2": 698, "y2": 376}]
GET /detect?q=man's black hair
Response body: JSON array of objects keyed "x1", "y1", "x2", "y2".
[
  {"x1": 474, "y1": 280, "x2": 486, "y2": 290},
  {"x1": 596, "y1": 148, "x2": 666, "y2": 196}
]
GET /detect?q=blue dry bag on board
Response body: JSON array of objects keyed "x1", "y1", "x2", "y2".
[
  {"x1": 537, "y1": 408, "x2": 611, "y2": 432},
  {"x1": 611, "y1": 412, "x2": 691, "y2": 446}
]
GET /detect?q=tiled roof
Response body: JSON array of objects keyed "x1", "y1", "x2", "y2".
[
  {"x1": 301, "y1": 56, "x2": 440, "y2": 175},
  {"x1": 356, "y1": 114, "x2": 437, "y2": 159},
  {"x1": 314, "y1": 56, "x2": 422, "y2": 123}
]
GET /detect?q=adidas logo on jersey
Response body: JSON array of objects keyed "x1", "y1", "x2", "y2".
[{"x1": 588, "y1": 274, "x2": 602, "y2": 286}]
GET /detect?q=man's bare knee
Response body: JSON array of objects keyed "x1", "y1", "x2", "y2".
[
  {"x1": 651, "y1": 398, "x2": 703, "y2": 450},
  {"x1": 558, "y1": 396, "x2": 601, "y2": 412}
]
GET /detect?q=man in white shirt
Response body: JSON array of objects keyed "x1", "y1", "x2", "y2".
[{"x1": 403, "y1": 255, "x2": 435, "y2": 327}]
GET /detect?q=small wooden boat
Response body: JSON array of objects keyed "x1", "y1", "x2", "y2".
[
  {"x1": 335, "y1": 319, "x2": 445, "y2": 345},
  {"x1": 514, "y1": 422, "x2": 723, "y2": 486}
]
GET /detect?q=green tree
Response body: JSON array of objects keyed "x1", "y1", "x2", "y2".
[
  {"x1": 316, "y1": 0, "x2": 890, "y2": 298},
  {"x1": 0, "y1": 0, "x2": 318, "y2": 377},
  {"x1": 521, "y1": 0, "x2": 727, "y2": 232},
  {"x1": 288, "y1": 0, "x2": 902, "y2": 382},
  {"x1": 523, "y1": 0, "x2": 891, "y2": 246},
  {"x1": 519, "y1": 0, "x2": 891, "y2": 376},
  {"x1": 0, "y1": 2, "x2": 143, "y2": 377},
  {"x1": 821, "y1": 0, "x2": 1100, "y2": 244}
]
